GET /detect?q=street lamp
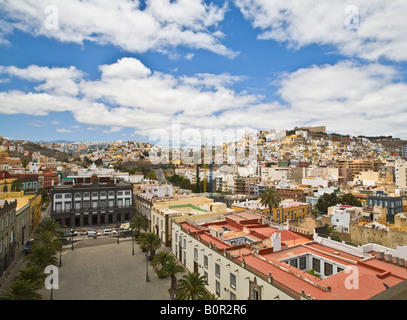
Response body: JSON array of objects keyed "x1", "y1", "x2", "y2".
[
  {"x1": 70, "y1": 228, "x2": 74, "y2": 251},
  {"x1": 59, "y1": 240, "x2": 62, "y2": 267},
  {"x1": 145, "y1": 252, "x2": 150, "y2": 282},
  {"x1": 132, "y1": 232, "x2": 135, "y2": 256},
  {"x1": 116, "y1": 222, "x2": 120, "y2": 244}
]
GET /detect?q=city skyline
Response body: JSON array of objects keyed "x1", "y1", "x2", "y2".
[{"x1": 1, "y1": 0, "x2": 407, "y2": 143}]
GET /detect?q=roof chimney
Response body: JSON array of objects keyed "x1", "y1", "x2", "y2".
[{"x1": 272, "y1": 232, "x2": 281, "y2": 252}]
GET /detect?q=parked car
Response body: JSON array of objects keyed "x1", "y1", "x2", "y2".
[
  {"x1": 87, "y1": 229, "x2": 97, "y2": 237},
  {"x1": 23, "y1": 239, "x2": 34, "y2": 255},
  {"x1": 102, "y1": 229, "x2": 117, "y2": 236}
]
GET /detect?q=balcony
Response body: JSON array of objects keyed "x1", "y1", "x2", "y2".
[{"x1": 52, "y1": 204, "x2": 134, "y2": 214}]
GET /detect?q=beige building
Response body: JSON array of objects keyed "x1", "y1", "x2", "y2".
[
  {"x1": 395, "y1": 160, "x2": 407, "y2": 189},
  {"x1": 151, "y1": 196, "x2": 231, "y2": 246},
  {"x1": 354, "y1": 170, "x2": 394, "y2": 187}
]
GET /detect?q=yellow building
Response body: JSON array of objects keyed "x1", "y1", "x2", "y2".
[
  {"x1": 151, "y1": 196, "x2": 231, "y2": 246},
  {"x1": 231, "y1": 199, "x2": 311, "y2": 223},
  {"x1": 0, "y1": 191, "x2": 42, "y2": 233}
]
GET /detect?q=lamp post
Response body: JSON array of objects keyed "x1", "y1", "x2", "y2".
[
  {"x1": 116, "y1": 222, "x2": 120, "y2": 244},
  {"x1": 145, "y1": 252, "x2": 150, "y2": 282},
  {"x1": 70, "y1": 228, "x2": 74, "y2": 251},
  {"x1": 59, "y1": 240, "x2": 62, "y2": 267},
  {"x1": 132, "y1": 232, "x2": 135, "y2": 256}
]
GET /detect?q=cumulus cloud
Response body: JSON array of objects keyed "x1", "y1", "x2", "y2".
[
  {"x1": 0, "y1": 0, "x2": 237, "y2": 58},
  {"x1": 234, "y1": 0, "x2": 407, "y2": 62},
  {"x1": 1, "y1": 58, "x2": 407, "y2": 139}
]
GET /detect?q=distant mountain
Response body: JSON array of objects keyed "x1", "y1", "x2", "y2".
[{"x1": 33, "y1": 140, "x2": 76, "y2": 144}]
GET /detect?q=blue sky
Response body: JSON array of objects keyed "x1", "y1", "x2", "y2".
[{"x1": 1, "y1": 0, "x2": 407, "y2": 143}]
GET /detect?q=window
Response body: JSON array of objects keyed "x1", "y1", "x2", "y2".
[
  {"x1": 75, "y1": 193, "x2": 81, "y2": 199},
  {"x1": 290, "y1": 259, "x2": 297, "y2": 268},
  {"x1": 230, "y1": 273, "x2": 236, "y2": 289},
  {"x1": 194, "y1": 248, "x2": 198, "y2": 261},
  {"x1": 324, "y1": 262, "x2": 333, "y2": 276},
  {"x1": 75, "y1": 202, "x2": 81, "y2": 210},
  {"x1": 215, "y1": 263, "x2": 220, "y2": 278},
  {"x1": 215, "y1": 281, "x2": 220, "y2": 296},
  {"x1": 230, "y1": 292, "x2": 236, "y2": 300},
  {"x1": 55, "y1": 194, "x2": 63, "y2": 199},
  {"x1": 100, "y1": 192, "x2": 106, "y2": 197},
  {"x1": 65, "y1": 194, "x2": 72, "y2": 199},
  {"x1": 299, "y1": 256, "x2": 306, "y2": 270},
  {"x1": 204, "y1": 271, "x2": 208, "y2": 283},
  {"x1": 313, "y1": 258, "x2": 320, "y2": 273},
  {"x1": 83, "y1": 192, "x2": 90, "y2": 198},
  {"x1": 252, "y1": 288, "x2": 259, "y2": 300},
  {"x1": 108, "y1": 191, "x2": 115, "y2": 197},
  {"x1": 204, "y1": 255, "x2": 208, "y2": 269},
  {"x1": 125, "y1": 191, "x2": 131, "y2": 195}
]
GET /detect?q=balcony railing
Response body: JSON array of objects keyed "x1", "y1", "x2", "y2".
[{"x1": 52, "y1": 205, "x2": 134, "y2": 214}]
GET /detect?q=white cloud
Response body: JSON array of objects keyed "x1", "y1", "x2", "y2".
[
  {"x1": 102, "y1": 126, "x2": 123, "y2": 134},
  {"x1": 0, "y1": 0, "x2": 237, "y2": 58},
  {"x1": 234, "y1": 0, "x2": 407, "y2": 62},
  {"x1": 1, "y1": 58, "x2": 407, "y2": 139},
  {"x1": 56, "y1": 128, "x2": 72, "y2": 133},
  {"x1": 29, "y1": 120, "x2": 46, "y2": 127},
  {"x1": 0, "y1": 65, "x2": 83, "y2": 96}
]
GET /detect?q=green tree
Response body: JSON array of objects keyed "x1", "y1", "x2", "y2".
[
  {"x1": 39, "y1": 219, "x2": 63, "y2": 237},
  {"x1": 139, "y1": 232, "x2": 161, "y2": 259},
  {"x1": 11, "y1": 179, "x2": 22, "y2": 192},
  {"x1": 130, "y1": 215, "x2": 148, "y2": 238},
  {"x1": 316, "y1": 193, "x2": 338, "y2": 214},
  {"x1": 175, "y1": 272, "x2": 208, "y2": 300},
  {"x1": 260, "y1": 187, "x2": 281, "y2": 216},
  {"x1": 161, "y1": 257, "x2": 185, "y2": 292},
  {"x1": 14, "y1": 265, "x2": 46, "y2": 291},
  {"x1": 338, "y1": 193, "x2": 362, "y2": 207},
  {"x1": 33, "y1": 230, "x2": 61, "y2": 253},
  {"x1": 0, "y1": 280, "x2": 42, "y2": 300},
  {"x1": 151, "y1": 250, "x2": 173, "y2": 270},
  {"x1": 195, "y1": 165, "x2": 201, "y2": 193},
  {"x1": 24, "y1": 246, "x2": 57, "y2": 270},
  {"x1": 21, "y1": 159, "x2": 29, "y2": 173}
]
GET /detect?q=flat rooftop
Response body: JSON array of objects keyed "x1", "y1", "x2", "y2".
[{"x1": 179, "y1": 210, "x2": 407, "y2": 300}]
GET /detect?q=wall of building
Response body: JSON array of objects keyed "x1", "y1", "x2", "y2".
[{"x1": 172, "y1": 222, "x2": 297, "y2": 300}]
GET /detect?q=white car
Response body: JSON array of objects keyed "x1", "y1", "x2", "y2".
[
  {"x1": 102, "y1": 229, "x2": 117, "y2": 236},
  {"x1": 87, "y1": 230, "x2": 98, "y2": 237}
]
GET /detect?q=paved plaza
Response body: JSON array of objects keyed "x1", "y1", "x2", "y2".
[{"x1": 37, "y1": 235, "x2": 173, "y2": 300}]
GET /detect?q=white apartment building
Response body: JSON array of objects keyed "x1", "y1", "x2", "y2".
[
  {"x1": 261, "y1": 167, "x2": 289, "y2": 182},
  {"x1": 395, "y1": 160, "x2": 407, "y2": 189},
  {"x1": 327, "y1": 205, "x2": 363, "y2": 233},
  {"x1": 301, "y1": 176, "x2": 330, "y2": 188}
]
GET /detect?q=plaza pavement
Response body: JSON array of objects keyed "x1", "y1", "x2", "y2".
[{"x1": 38, "y1": 235, "x2": 173, "y2": 300}]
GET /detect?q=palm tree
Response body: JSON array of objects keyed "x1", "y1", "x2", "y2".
[
  {"x1": 260, "y1": 187, "x2": 281, "y2": 218},
  {"x1": 139, "y1": 232, "x2": 161, "y2": 260},
  {"x1": 130, "y1": 215, "x2": 148, "y2": 238},
  {"x1": 25, "y1": 246, "x2": 57, "y2": 270},
  {"x1": 39, "y1": 219, "x2": 63, "y2": 237},
  {"x1": 0, "y1": 280, "x2": 42, "y2": 300},
  {"x1": 21, "y1": 159, "x2": 29, "y2": 173},
  {"x1": 33, "y1": 230, "x2": 61, "y2": 253},
  {"x1": 151, "y1": 250, "x2": 173, "y2": 269},
  {"x1": 14, "y1": 265, "x2": 46, "y2": 291},
  {"x1": 161, "y1": 258, "x2": 185, "y2": 292},
  {"x1": 175, "y1": 272, "x2": 208, "y2": 300}
]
